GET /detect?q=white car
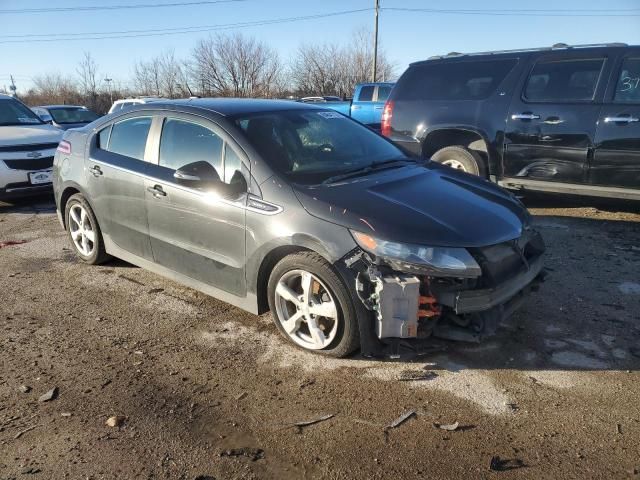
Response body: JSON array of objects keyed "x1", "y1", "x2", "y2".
[
  {"x1": 0, "y1": 94, "x2": 63, "y2": 198},
  {"x1": 107, "y1": 97, "x2": 168, "y2": 114}
]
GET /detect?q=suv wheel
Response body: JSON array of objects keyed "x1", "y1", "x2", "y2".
[
  {"x1": 65, "y1": 193, "x2": 110, "y2": 265},
  {"x1": 431, "y1": 146, "x2": 486, "y2": 177},
  {"x1": 267, "y1": 251, "x2": 360, "y2": 357}
]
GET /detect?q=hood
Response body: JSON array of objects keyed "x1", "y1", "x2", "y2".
[
  {"x1": 293, "y1": 164, "x2": 527, "y2": 248},
  {"x1": 0, "y1": 124, "x2": 63, "y2": 147}
]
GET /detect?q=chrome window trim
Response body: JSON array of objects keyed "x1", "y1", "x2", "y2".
[{"x1": 88, "y1": 157, "x2": 283, "y2": 216}]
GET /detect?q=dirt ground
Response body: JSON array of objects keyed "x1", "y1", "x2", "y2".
[{"x1": 1, "y1": 193, "x2": 639, "y2": 479}]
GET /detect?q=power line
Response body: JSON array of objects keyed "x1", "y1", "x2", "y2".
[
  {"x1": 0, "y1": 9, "x2": 372, "y2": 44},
  {"x1": 382, "y1": 7, "x2": 640, "y2": 17},
  {"x1": 0, "y1": 0, "x2": 247, "y2": 15}
]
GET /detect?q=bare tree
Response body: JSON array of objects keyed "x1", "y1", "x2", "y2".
[
  {"x1": 191, "y1": 33, "x2": 283, "y2": 97},
  {"x1": 290, "y1": 28, "x2": 395, "y2": 97},
  {"x1": 133, "y1": 58, "x2": 162, "y2": 97},
  {"x1": 29, "y1": 74, "x2": 81, "y2": 105},
  {"x1": 76, "y1": 52, "x2": 99, "y2": 108}
]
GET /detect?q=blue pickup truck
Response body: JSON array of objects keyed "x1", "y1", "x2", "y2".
[{"x1": 300, "y1": 82, "x2": 394, "y2": 130}]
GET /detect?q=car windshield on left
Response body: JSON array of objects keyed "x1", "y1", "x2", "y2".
[
  {"x1": 234, "y1": 109, "x2": 408, "y2": 184},
  {"x1": 49, "y1": 107, "x2": 99, "y2": 124},
  {"x1": 0, "y1": 98, "x2": 43, "y2": 127}
]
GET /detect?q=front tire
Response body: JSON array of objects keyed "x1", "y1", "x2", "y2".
[
  {"x1": 267, "y1": 251, "x2": 360, "y2": 357},
  {"x1": 431, "y1": 145, "x2": 486, "y2": 177},
  {"x1": 65, "y1": 193, "x2": 110, "y2": 265}
]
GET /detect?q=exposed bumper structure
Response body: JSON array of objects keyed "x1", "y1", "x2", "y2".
[
  {"x1": 433, "y1": 255, "x2": 544, "y2": 314},
  {"x1": 344, "y1": 228, "x2": 546, "y2": 349}
]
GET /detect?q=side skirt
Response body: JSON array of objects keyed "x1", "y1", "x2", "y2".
[
  {"x1": 499, "y1": 177, "x2": 640, "y2": 201},
  {"x1": 103, "y1": 234, "x2": 259, "y2": 315}
]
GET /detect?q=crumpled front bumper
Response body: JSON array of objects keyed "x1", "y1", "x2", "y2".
[{"x1": 342, "y1": 229, "x2": 546, "y2": 350}]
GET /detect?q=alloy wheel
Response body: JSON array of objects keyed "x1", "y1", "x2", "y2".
[
  {"x1": 69, "y1": 204, "x2": 96, "y2": 257},
  {"x1": 273, "y1": 269, "x2": 339, "y2": 350}
]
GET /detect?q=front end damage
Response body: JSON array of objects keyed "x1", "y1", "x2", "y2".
[{"x1": 343, "y1": 228, "x2": 546, "y2": 356}]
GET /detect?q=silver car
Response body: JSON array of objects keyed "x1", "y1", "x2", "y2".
[
  {"x1": 0, "y1": 94, "x2": 62, "y2": 198},
  {"x1": 53, "y1": 99, "x2": 545, "y2": 358}
]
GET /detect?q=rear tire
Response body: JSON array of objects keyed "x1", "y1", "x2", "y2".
[
  {"x1": 431, "y1": 145, "x2": 486, "y2": 177},
  {"x1": 267, "y1": 251, "x2": 360, "y2": 358},
  {"x1": 65, "y1": 193, "x2": 110, "y2": 265}
]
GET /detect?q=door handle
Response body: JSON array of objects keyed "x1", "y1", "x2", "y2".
[
  {"x1": 604, "y1": 116, "x2": 639, "y2": 123},
  {"x1": 147, "y1": 185, "x2": 167, "y2": 197},
  {"x1": 89, "y1": 165, "x2": 103, "y2": 177},
  {"x1": 352, "y1": 105, "x2": 361, "y2": 110},
  {"x1": 543, "y1": 116, "x2": 564, "y2": 125},
  {"x1": 511, "y1": 113, "x2": 540, "y2": 120},
  {"x1": 374, "y1": 105, "x2": 384, "y2": 110}
]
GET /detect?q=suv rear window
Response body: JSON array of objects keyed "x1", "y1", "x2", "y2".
[
  {"x1": 394, "y1": 59, "x2": 517, "y2": 101},
  {"x1": 613, "y1": 57, "x2": 640, "y2": 103},
  {"x1": 524, "y1": 58, "x2": 604, "y2": 102}
]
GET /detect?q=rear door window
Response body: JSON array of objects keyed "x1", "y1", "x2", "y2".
[
  {"x1": 395, "y1": 59, "x2": 517, "y2": 101},
  {"x1": 107, "y1": 117, "x2": 152, "y2": 161},
  {"x1": 524, "y1": 57, "x2": 605, "y2": 102},
  {"x1": 358, "y1": 86, "x2": 375, "y2": 102},
  {"x1": 613, "y1": 57, "x2": 640, "y2": 103},
  {"x1": 159, "y1": 118, "x2": 224, "y2": 180},
  {"x1": 376, "y1": 85, "x2": 392, "y2": 102}
]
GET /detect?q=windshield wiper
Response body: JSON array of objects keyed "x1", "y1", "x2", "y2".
[{"x1": 321, "y1": 158, "x2": 413, "y2": 185}]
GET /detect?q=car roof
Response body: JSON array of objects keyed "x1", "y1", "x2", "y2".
[
  {"x1": 133, "y1": 98, "x2": 323, "y2": 116},
  {"x1": 413, "y1": 43, "x2": 636, "y2": 65}
]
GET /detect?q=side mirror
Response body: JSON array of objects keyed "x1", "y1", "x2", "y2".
[
  {"x1": 174, "y1": 161, "x2": 220, "y2": 186},
  {"x1": 174, "y1": 162, "x2": 247, "y2": 199}
]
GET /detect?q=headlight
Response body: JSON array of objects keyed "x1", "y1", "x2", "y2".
[{"x1": 351, "y1": 230, "x2": 481, "y2": 278}]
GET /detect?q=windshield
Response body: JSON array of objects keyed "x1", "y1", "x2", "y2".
[
  {"x1": 49, "y1": 107, "x2": 99, "y2": 124},
  {"x1": 235, "y1": 109, "x2": 406, "y2": 184},
  {"x1": 0, "y1": 98, "x2": 43, "y2": 127}
]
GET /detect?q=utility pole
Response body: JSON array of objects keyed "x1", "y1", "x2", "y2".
[
  {"x1": 104, "y1": 77, "x2": 113, "y2": 104},
  {"x1": 371, "y1": 0, "x2": 380, "y2": 82}
]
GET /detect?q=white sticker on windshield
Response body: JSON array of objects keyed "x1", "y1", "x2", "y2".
[
  {"x1": 317, "y1": 111, "x2": 344, "y2": 119},
  {"x1": 17, "y1": 117, "x2": 40, "y2": 124}
]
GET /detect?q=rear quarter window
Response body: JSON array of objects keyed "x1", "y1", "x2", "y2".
[
  {"x1": 613, "y1": 57, "x2": 640, "y2": 103},
  {"x1": 394, "y1": 58, "x2": 518, "y2": 101},
  {"x1": 107, "y1": 117, "x2": 152, "y2": 161}
]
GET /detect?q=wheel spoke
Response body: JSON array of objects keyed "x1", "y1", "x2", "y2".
[
  {"x1": 70, "y1": 208, "x2": 81, "y2": 227},
  {"x1": 71, "y1": 229, "x2": 82, "y2": 240},
  {"x1": 276, "y1": 281, "x2": 301, "y2": 306},
  {"x1": 81, "y1": 234, "x2": 89, "y2": 255},
  {"x1": 80, "y1": 208, "x2": 87, "y2": 228},
  {"x1": 300, "y1": 271, "x2": 313, "y2": 305},
  {"x1": 309, "y1": 299, "x2": 337, "y2": 319},
  {"x1": 306, "y1": 317, "x2": 327, "y2": 347},
  {"x1": 281, "y1": 310, "x2": 304, "y2": 335},
  {"x1": 84, "y1": 229, "x2": 96, "y2": 243}
]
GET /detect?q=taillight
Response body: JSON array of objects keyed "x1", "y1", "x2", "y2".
[
  {"x1": 381, "y1": 100, "x2": 394, "y2": 137},
  {"x1": 57, "y1": 140, "x2": 71, "y2": 155}
]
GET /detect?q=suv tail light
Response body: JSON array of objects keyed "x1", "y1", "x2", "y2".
[
  {"x1": 381, "y1": 100, "x2": 394, "y2": 137},
  {"x1": 57, "y1": 140, "x2": 71, "y2": 155}
]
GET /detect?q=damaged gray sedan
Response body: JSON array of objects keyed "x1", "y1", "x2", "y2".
[{"x1": 53, "y1": 99, "x2": 545, "y2": 358}]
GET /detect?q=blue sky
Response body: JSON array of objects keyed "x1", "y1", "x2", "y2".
[{"x1": 1, "y1": 0, "x2": 639, "y2": 93}]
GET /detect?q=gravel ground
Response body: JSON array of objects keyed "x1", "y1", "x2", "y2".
[{"x1": 0, "y1": 194, "x2": 639, "y2": 479}]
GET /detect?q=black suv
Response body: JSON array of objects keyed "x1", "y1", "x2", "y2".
[{"x1": 382, "y1": 43, "x2": 640, "y2": 200}]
